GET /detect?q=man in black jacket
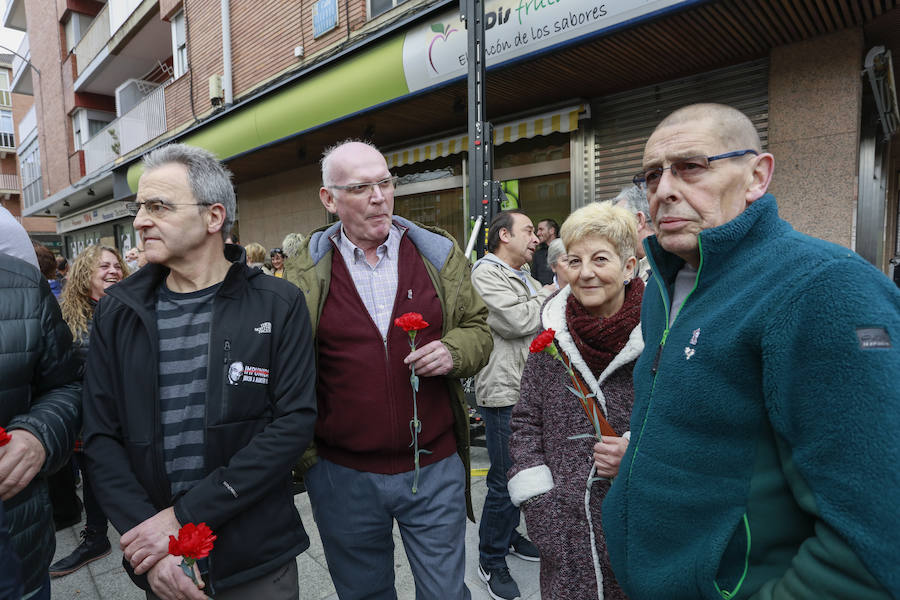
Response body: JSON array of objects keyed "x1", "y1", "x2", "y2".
[
  {"x1": 0, "y1": 248, "x2": 82, "y2": 600},
  {"x1": 83, "y1": 144, "x2": 317, "y2": 600}
]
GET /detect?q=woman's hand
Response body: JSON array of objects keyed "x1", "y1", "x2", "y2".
[{"x1": 593, "y1": 436, "x2": 629, "y2": 478}]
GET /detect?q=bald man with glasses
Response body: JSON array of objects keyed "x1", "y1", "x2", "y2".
[
  {"x1": 602, "y1": 103, "x2": 900, "y2": 599},
  {"x1": 286, "y1": 140, "x2": 492, "y2": 600}
]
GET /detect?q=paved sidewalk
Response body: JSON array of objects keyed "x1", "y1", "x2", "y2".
[{"x1": 49, "y1": 445, "x2": 540, "y2": 599}]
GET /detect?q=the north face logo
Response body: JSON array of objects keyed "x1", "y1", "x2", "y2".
[{"x1": 254, "y1": 321, "x2": 272, "y2": 334}]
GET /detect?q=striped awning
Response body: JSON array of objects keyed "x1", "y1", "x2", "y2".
[{"x1": 386, "y1": 104, "x2": 586, "y2": 169}]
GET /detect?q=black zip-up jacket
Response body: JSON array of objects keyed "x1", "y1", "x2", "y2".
[
  {"x1": 0, "y1": 254, "x2": 81, "y2": 596},
  {"x1": 82, "y1": 245, "x2": 317, "y2": 593}
]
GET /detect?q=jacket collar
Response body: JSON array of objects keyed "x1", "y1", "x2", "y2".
[
  {"x1": 645, "y1": 193, "x2": 790, "y2": 284},
  {"x1": 541, "y1": 286, "x2": 643, "y2": 418},
  {"x1": 107, "y1": 243, "x2": 251, "y2": 310},
  {"x1": 304, "y1": 216, "x2": 454, "y2": 272}
]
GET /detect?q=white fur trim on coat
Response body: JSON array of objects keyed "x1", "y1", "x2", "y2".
[
  {"x1": 540, "y1": 286, "x2": 644, "y2": 419},
  {"x1": 508, "y1": 464, "x2": 554, "y2": 507}
]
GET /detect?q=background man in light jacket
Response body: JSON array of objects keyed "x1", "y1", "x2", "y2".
[{"x1": 471, "y1": 209, "x2": 554, "y2": 600}]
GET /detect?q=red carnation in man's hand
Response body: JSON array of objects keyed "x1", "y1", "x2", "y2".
[
  {"x1": 394, "y1": 312, "x2": 429, "y2": 332},
  {"x1": 168, "y1": 522, "x2": 216, "y2": 561},
  {"x1": 529, "y1": 328, "x2": 557, "y2": 354},
  {"x1": 0, "y1": 427, "x2": 10, "y2": 447}
]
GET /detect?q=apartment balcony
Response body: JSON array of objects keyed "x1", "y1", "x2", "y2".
[
  {"x1": 2, "y1": 0, "x2": 26, "y2": 32},
  {"x1": 0, "y1": 173, "x2": 19, "y2": 193},
  {"x1": 73, "y1": 5, "x2": 110, "y2": 80},
  {"x1": 10, "y1": 35, "x2": 32, "y2": 96},
  {"x1": 82, "y1": 84, "x2": 166, "y2": 175},
  {"x1": 73, "y1": 0, "x2": 172, "y2": 97}
]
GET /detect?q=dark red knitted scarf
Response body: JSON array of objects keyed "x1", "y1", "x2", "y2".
[{"x1": 565, "y1": 277, "x2": 644, "y2": 377}]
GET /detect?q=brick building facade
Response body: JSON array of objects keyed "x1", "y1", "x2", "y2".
[{"x1": 5, "y1": 0, "x2": 899, "y2": 278}]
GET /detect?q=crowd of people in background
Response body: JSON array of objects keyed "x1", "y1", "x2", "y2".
[{"x1": 0, "y1": 102, "x2": 898, "y2": 600}]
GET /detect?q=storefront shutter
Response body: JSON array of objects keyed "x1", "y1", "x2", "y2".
[{"x1": 591, "y1": 59, "x2": 769, "y2": 204}]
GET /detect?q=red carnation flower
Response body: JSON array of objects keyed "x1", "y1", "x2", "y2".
[
  {"x1": 168, "y1": 522, "x2": 216, "y2": 561},
  {"x1": 394, "y1": 312, "x2": 429, "y2": 333},
  {"x1": 0, "y1": 427, "x2": 10, "y2": 447},
  {"x1": 529, "y1": 328, "x2": 557, "y2": 354}
]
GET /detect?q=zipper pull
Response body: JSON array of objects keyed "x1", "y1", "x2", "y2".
[
  {"x1": 651, "y1": 343, "x2": 663, "y2": 376},
  {"x1": 651, "y1": 329, "x2": 669, "y2": 376},
  {"x1": 223, "y1": 340, "x2": 231, "y2": 363}
]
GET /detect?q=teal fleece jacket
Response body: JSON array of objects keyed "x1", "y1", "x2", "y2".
[{"x1": 603, "y1": 194, "x2": 900, "y2": 599}]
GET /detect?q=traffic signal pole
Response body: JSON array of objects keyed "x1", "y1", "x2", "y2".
[{"x1": 461, "y1": 0, "x2": 505, "y2": 259}]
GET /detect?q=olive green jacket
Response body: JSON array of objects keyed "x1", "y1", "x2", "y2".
[{"x1": 285, "y1": 217, "x2": 492, "y2": 520}]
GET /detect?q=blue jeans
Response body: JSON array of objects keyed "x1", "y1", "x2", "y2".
[
  {"x1": 478, "y1": 405, "x2": 524, "y2": 569},
  {"x1": 306, "y1": 454, "x2": 470, "y2": 600}
]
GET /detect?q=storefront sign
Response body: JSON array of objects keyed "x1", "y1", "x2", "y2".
[
  {"x1": 402, "y1": 0, "x2": 690, "y2": 92},
  {"x1": 57, "y1": 199, "x2": 133, "y2": 234}
]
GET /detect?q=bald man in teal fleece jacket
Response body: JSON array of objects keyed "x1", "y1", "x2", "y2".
[{"x1": 602, "y1": 103, "x2": 900, "y2": 600}]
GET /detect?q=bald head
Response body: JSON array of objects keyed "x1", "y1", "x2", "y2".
[
  {"x1": 653, "y1": 103, "x2": 761, "y2": 153},
  {"x1": 321, "y1": 140, "x2": 384, "y2": 187}
]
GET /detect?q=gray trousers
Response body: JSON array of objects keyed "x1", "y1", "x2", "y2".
[
  {"x1": 305, "y1": 454, "x2": 471, "y2": 600},
  {"x1": 146, "y1": 560, "x2": 298, "y2": 600}
]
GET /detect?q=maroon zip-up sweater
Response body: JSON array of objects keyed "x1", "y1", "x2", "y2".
[{"x1": 315, "y1": 234, "x2": 456, "y2": 474}]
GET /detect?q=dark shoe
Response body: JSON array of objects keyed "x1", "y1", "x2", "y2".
[
  {"x1": 478, "y1": 563, "x2": 521, "y2": 600},
  {"x1": 509, "y1": 536, "x2": 540, "y2": 562},
  {"x1": 49, "y1": 528, "x2": 111, "y2": 577}
]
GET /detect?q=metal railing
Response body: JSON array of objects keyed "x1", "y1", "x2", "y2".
[
  {"x1": 73, "y1": 5, "x2": 110, "y2": 77},
  {"x1": 0, "y1": 173, "x2": 19, "y2": 191},
  {"x1": 82, "y1": 84, "x2": 167, "y2": 174}
]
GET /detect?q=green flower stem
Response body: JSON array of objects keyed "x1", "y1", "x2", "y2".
[
  {"x1": 407, "y1": 334, "x2": 431, "y2": 493},
  {"x1": 545, "y1": 344, "x2": 606, "y2": 485},
  {"x1": 179, "y1": 558, "x2": 212, "y2": 598}
]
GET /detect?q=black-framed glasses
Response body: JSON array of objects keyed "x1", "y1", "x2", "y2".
[
  {"x1": 633, "y1": 150, "x2": 759, "y2": 191},
  {"x1": 124, "y1": 200, "x2": 212, "y2": 218},
  {"x1": 329, "y1": 175, "x2": 399, "y2": 196}
]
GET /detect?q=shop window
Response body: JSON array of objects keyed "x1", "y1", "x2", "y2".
[
  {"x1": 511, "y1": 173, "x2": 570, "y2": 231},
  {"x1": 394, "y1": 189, "x2": 465, "y2": 245},
  {"x1": 495, "y1": 132, "x2": 570, "y2": 168}
]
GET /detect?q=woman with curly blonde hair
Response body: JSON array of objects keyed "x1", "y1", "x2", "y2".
[
  {"x1": 51, "y1": 244, "x2": 128, "y2": 578},
  {"x1": 60, "y1": 245, "x2": 129, "y2": 346}
]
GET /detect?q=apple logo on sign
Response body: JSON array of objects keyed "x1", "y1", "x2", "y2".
[{"x1": 428, "y1": 23, "x2": 459, "y2": 73}]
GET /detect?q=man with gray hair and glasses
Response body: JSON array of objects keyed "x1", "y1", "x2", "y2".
[
  {"x1": 613, "y1": 184, "x2": 654, "y2": 282},
  {"x1": 602, "y1": 103, "x2": 900, "y2": 599},
  {"x1": 83, "y1": 144, "x2": 317, "y2": 600},
  {"x1": 286, "y1": 140, "x2": 492, "y2": 599}
]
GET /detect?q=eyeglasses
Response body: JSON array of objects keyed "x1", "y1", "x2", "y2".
[
  {"x1": 124, "y1": 200, "x2": 212, "y2": 217},
  {"x1": 270, "y1": 248, "x2": 283, "y2": 257},
  {"x1": 633, "y1": 150, "x2": 758, "y2": 191},
  {"x1": 329, "y1": 175, "x2": 399, "y2": 196}
]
